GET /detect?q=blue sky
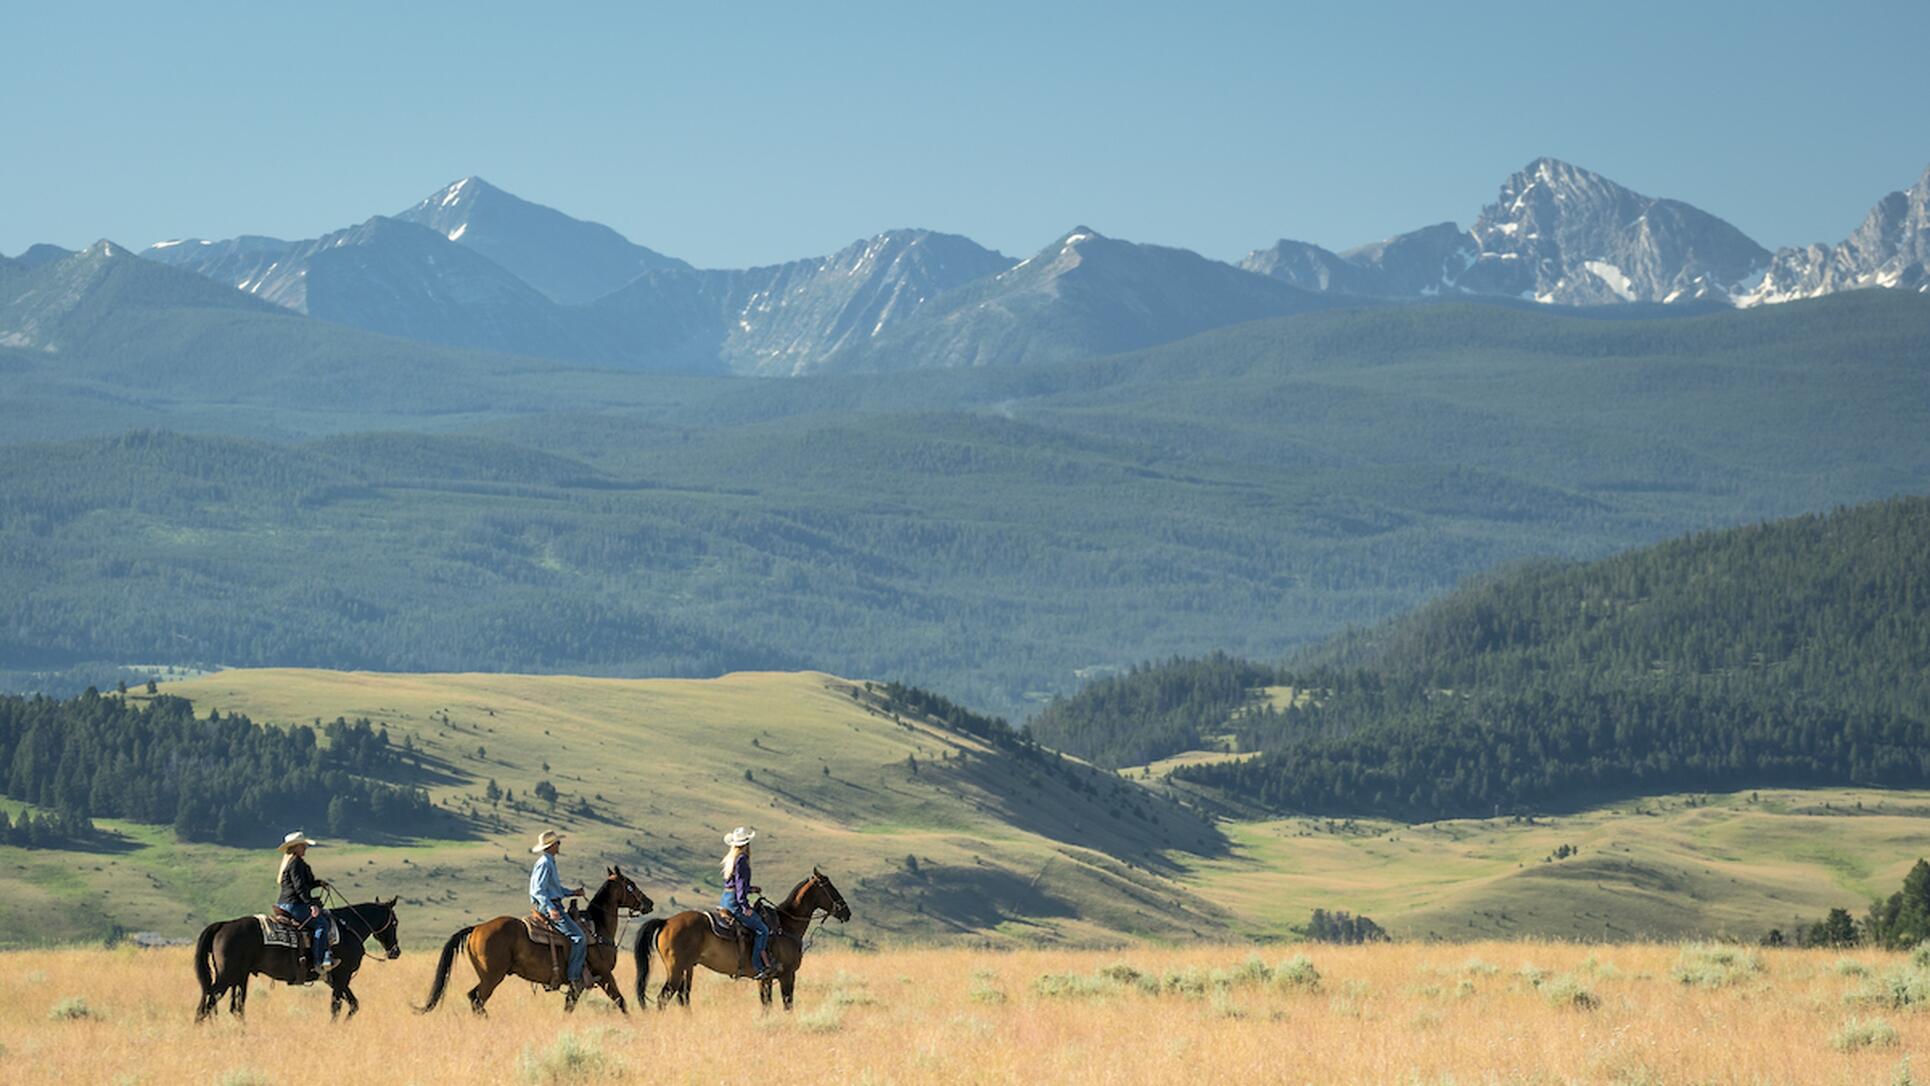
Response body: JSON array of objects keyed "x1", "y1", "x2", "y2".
[{"x1": 5, "y1": 1, "x2": 1926, "y2": 268}]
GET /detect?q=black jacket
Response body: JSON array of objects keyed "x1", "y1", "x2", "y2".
[{"x1": 278, "y1": 855, "x2": 322, "y2": 908}]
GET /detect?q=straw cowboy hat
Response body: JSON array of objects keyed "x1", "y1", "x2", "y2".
[
  {"x1": 530, "y1": 829, "x2": 567, "y2": 854},
  {"x1": 277, "y1": 831, "x2": 319, "y2": 854},
  {"x1": 724, "y1": 826, "x2": 755, "y2": 848}
]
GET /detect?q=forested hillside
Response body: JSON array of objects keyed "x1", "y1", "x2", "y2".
[
  {"x1": 1028, "y1": 654, "x2": 1285, "y2": 767},
  {"x1": 0, "y1": 688, "x2": 437, "y2": 843},
  {"x1": 1191, "y1": 498, "x2": 1930, "y2": 816},
  {"x1": 3, "y1": 291, "x2": 1929, "y2": 712},
  {"x1": 1043, "y1": 499, "x2": 1930, "y2": 818}
]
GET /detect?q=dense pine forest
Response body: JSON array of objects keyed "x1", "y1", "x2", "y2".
[
  {"x1": 1028, "y1": 654, "x2": 1286, "y2": 767},
  {"x1": 0, "y1": 688, "x2": 441, "y2": 845},
  {"x1": 1036, "y1": 498, "x2": 1930, "y2": 819}
]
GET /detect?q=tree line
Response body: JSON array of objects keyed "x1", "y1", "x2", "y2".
[
  {"x1": 0, "y1": 688, "x2": 439, "y2": 847},
  {"x1": 1009, "y1": 498, "x2": 1930, "y2": 820}
]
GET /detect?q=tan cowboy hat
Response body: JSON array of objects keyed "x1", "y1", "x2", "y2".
[
  {"x1": 723, "y1": 826, "x2": 755, "y2": 848},
  {"x1": 278, "y1": 831, "x2": 319, "y2": 854},
  {"x1": 530, "y1": 829, "x2": 566, "y2": 854}
]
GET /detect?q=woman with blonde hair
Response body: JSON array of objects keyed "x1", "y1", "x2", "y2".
[
  {"x1": 274, "y1": 831, "x2": 335, "y2": 976},
  {"x1": 720, "y1": 826, "x2": 773, "y2": 978}
]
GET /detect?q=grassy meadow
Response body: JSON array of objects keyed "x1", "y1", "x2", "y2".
[
  {"x1": 0, "y1": 669, "x2": 1231, "y2": 948},
  {"x1": 3, "y1": 669, "x2": 1927, "y2": 950},
  {"x1": 3, "y1": 942, "x2": 1928, "y2": 1084}
]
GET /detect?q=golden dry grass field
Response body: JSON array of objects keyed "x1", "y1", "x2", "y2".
[{"x1": 2, "y1": 942, "x2": 1928, "y2": 1084}]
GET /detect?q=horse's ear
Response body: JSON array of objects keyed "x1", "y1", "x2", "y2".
[
  {"x1": 607, "y1": 865, "x2": 615, "y2": 876},
  {"x1": 813, "y1": 865, "x2": 824, "y2": 878}
]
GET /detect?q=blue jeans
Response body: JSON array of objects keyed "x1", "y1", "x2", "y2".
[
  {"x1": 547, "y1": 910, "x2": 587, "y2": 983},
  {"x1": 277, "y1": 902, "x2": 331, "y2": 968},
  {"x1": 721, "y1": 890, "x2": 770, "y2": 971}
]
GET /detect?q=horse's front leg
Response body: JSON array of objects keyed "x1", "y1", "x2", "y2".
[
  {"x1": 780, "y1": 971, "x2": 796, "y2": 1012},
  {"x1": 759, "y1": 978, "x2": 773, "y2": 1010},
  {"x1": 596, "y1": 972, "x2": 627, "y2": 1014},
  {"x1": 331, "y1": 978, "x2": 359, "y2": 1020}
]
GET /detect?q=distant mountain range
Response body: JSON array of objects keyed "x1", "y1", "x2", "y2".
[{"x1": 7, "y1": 159, "x2": 1929, "y2": 375}]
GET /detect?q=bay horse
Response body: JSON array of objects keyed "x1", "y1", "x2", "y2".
[
  {"x1": 193, "y1": 897, "x2": 401, "y2": 1021},
  {"x1": 417, "y1": 865, "x2": 650, "y2": 1015},
  {"x1": 633, "y1": 866, "x2": 851, "y2": 1011}
]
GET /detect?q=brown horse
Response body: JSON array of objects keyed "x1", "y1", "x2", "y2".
[
  {"x1": 417, "y1": 865, "x2": 651, "y2": 1015},
  {"x1": 632, "y1": 866, "x2": 851, "y2": 1011}
]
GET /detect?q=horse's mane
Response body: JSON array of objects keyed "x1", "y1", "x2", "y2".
[{"x1": 783, "y1": 874, "x2": 816, "y2": 906}]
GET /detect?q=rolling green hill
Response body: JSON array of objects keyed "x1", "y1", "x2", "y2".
[
  {"x1": 0, "y1": 669, "x2": 1228, "y2": 948},
  {"x1": 1, "y1": 668, "x2": 1924, "y2": 947}
]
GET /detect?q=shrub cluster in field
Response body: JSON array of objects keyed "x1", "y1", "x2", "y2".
[
  {"x1": 1033, "y1": 955, "x2": 1321, "y2": 1001},
  {"x1": 1846, "y1": 951, "x2": 1930, "y2": 1010},
  {"x1": 519, "y1": 1028, "x2": 623, "y2": 1084},
  {"x1": 1672, "y1": 943, "x2": 1763, "y2": 988},
  {"x1": 1831, "y1": 1016, "x2": 1901, "y2": 1052}
]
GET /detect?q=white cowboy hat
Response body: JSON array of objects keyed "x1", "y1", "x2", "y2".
[
  {"x1": 530, "y1": 829, "x2": 567, "y2": 854},
  {"x1": 723, "y1": 826, "x2": 755, "y2": 848},
  {"x1": 278, "y1": 831, "x2": 319, "y2": 854}
]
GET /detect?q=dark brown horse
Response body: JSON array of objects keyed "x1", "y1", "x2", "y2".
[
  {"x1": 193, "y1": 898, "x2": 401, "y2": 1021},
  {"x1": 633, "y1": 867, "x2": 850, "y2": 1011},
  {"x1": 417, "y1": 866, "x2": 651, "y2": 1015}
]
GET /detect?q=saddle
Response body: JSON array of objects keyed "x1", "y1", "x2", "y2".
[
  {"x1": 523, "y1": 906, "x2": 606, "y2": 991},
  {"x1": 709, "y1": 902, "x2": 778, "y2": 978},
  {"x1": 255, "y1": 913, "x2": 338, "y2": 984}
]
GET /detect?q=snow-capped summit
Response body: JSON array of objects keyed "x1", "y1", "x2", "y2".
[
  {"x1": 395, "y1": 176, "x2": 687, "y2": 303},
  {"x1": 1457, "y1": 158, "x2": 1770, "y2": 304},
  {"x1": 1736, "y1": 164, "x2": 1930, "y2": 306},
  {"x1": 1242, "y1": 159, "x2": 1771, "y2": 306}
]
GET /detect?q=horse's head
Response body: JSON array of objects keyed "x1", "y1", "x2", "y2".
[
  {"x1": 809, "y1": 865, "x2": 852, "y2": 923},
  {"x1": 607, "y1": 865, "x2": 654, "y2": 915},
  {"x1": 374, "y1": 896, "x2": 402, "y2": 960}
]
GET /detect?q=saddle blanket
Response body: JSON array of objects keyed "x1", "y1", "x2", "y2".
[{"x1": 256, "y1": 913, "x2": 339, "y2": 949}]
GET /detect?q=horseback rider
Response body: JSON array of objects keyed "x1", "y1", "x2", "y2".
[
  {"x1": 720, "y1": 826, "x2": 774, "y2": 979},
  {"x1": 528, "y1": 829, "x2": 589, "y2": 994},
  {"x1": 275, "y1": 831, "x2": 335, "y2": 976}
]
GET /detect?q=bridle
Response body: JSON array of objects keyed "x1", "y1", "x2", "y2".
[
  {"x1": 321, "y1": 889, "x2": 399, "y2": 956},
  {"x1": 770, "y1": 873, "x2": 849, "y2": 954}
]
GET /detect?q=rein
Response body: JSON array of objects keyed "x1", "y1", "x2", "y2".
[
  {"x1": 769, "y1": 878, "x2": 836, "y2": 956},
  {"x1": 321, "y1": 888, "x2": 396, "y2": 947}
]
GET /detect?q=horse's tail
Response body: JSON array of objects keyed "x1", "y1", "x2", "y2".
[
  {"x1": 632, "y1": 917, "x2": 666, "y2": 1006},
  {"x1": 415, "y1": 924, "x2": 475, "y2": 1013},
  {"x1": 193, "y1": 921, "x2": 219, "y2": 995}
]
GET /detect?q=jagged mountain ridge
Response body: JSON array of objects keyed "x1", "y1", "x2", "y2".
[
  {"x1": 593, "y1": 228, "x2": 1016, "y2": 376},
  {"x1": 114, "y1": 158, "x2": 1930, "y2": 374},
  {"x1": 1736, "y1": 166, "x2": 1930, "y2": 306},
  {"x1": 813, "y1": 227, "x2": 1331, "y2": 372},
  {"x1": 1243, "y1": 158, "x2": 1772, "y2": 305},
  {"x1": 395, "y1": 176, "x2": 689, "y2": 305},
  {"x1": 146, "y1": 217, "x2": 622, "y2": 364}
]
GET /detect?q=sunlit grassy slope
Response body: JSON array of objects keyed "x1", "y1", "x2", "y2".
[
  {"x1": 3, "y1": 668, "x2": 1924, "y2": 949},
  {"x1": 1179, "y1": 788, "x2": 1930, "y2": 943},
  {"x1": 0, "y1": 669, "x2": 1228, "y2": 948}
]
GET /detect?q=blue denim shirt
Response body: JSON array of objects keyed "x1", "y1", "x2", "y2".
[{"x1": 530, "y1": 851, "x2": 569, "y2": 912}]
